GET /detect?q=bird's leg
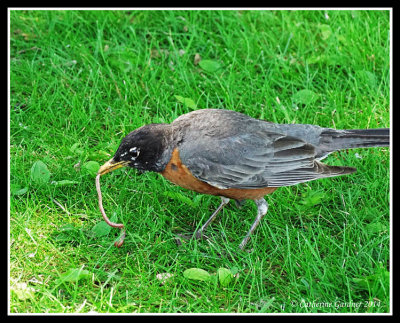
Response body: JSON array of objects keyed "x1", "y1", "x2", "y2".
[
  {"x1": 195, "y1": 197, "x2": 230, "y2": 239},
  {"x1": 239, "y1": 198, "x2": 268, "y2": 250}
]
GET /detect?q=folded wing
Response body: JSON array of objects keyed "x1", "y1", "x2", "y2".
[{"x1": 178, "y1": 130, "x2": 355, "y2": 189}]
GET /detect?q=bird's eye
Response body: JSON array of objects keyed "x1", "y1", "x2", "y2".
[{"x1": 129, "y1": 147, "x2": 140, "y2": 159}]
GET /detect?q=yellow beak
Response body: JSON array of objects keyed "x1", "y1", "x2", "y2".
[{"x1": 98, "y1": 159, "x2": 129, "y2": 176}]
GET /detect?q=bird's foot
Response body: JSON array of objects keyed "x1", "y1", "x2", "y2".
[{"x1": 175, "y1": 231, "x2": 209, "y2": 246}]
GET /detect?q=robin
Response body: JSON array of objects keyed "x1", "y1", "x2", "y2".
[{"x1": 97, "y1": 109, "x2": 389, "y2": 249}]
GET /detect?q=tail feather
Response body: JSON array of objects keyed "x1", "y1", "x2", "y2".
[
  {"x1": 315, "y1": 160, "x2": 357, "y2": 178},
  {"x1": 320, "y1": 128, "x2": 390, "y2": 151},
  {"x1": 344, "y1": 128, "x2": 390, "y2": 148}
]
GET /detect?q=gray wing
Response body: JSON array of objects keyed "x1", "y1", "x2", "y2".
[{"x1": 178, "y1": 130, "x2": 355, "y2": 189}]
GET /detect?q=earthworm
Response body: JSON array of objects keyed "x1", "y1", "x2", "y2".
[{"x1": 95, "y1": 174, "x2": 126, "y2": 247}]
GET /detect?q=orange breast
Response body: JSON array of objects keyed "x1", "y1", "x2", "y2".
[{"x1": 160, "y1": 148, "x2": 277, "y2": 200}]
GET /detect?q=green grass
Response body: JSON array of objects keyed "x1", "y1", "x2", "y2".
[{"x1": 9, "y1": 10, "x2": 390, "y2": 313}]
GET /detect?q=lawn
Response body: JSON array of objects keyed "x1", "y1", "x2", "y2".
[{"x1": 9, "y1": 9, "x2": 390, "y2": 314}]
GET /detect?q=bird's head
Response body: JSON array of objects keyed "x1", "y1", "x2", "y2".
[{"x1": 98, "y1": 123, "x2": 170, "y2": 176}]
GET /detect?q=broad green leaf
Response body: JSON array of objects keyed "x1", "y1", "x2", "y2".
[
  {"x1": 365, "y1": 222, "x2": 387, "y2": 234},
  {"x1": 57, "y1": 268, "x2": 92, "y2": 283},
  {"x1": 217, "y1": 268, "x2": 233, "y2": 287},
  {"x1": 292, "y1": 89, "x2": 319, "y2": 105},
  {"x1": 175, "y1": 95, "x2": 197, "y2": 109},
  {"x1": 82, "y1": 161, "x2": 100, "y2": 176},
  {"x1": 91, "y1": 222, "x2": 112, "y2": 237},
  {"x1": 183, "y1": 268, "x2": 211, "y2": 282},
  {"x1": 301, "y1": 191, "x2": 326, "y2": 207},
  {"x1": 199, "y1": 59, "x2": 221, "y2": 73},
  {"x1": 30, "y1": 160, "x2": 51, "y2": 185},
  {"x1": 92, "y1": 214, "x2": 118, "y2": 237},
  {"x1": 10, "y1": 184, "x2": 28, "y2": 195}
]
